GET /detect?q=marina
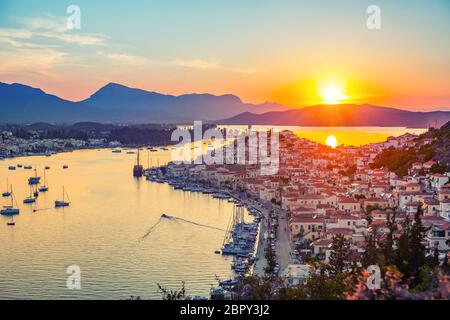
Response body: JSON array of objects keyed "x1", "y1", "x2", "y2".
[{"x1": 144, "y1": 166, "x2": 262, "y2": 283}]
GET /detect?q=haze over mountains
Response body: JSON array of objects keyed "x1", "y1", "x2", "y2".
[
  {"x1": 0, "y1": 82, "x2": 449, "y2": 127},
  {"x1": 0, "y1": 82, "x2": 285, "y2": 124}
]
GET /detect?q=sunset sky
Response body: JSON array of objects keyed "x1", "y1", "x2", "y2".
[{"x1": 0, "y1": 0, "x2": 449, "y2": 110}]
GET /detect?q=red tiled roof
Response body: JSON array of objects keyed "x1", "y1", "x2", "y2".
[
  {"x1": 327, "y1": 228, "x2": 354, "y2": 235},
  {"x1": 338, "y1": 197, "x2": 360, "y2": 204},
  {"x1": 290, "y1": 216, "x2": 324, "y2": 224},
  {"x1": 311, "y1": 239, "x2": 333, "y2": 247}
]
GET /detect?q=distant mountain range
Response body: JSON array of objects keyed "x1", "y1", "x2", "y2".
[
  {"x1": 0, "y1": 82, "x2": 285, "y2": 124},
  {"x1": 219, "y1": 104, "x2": 450, "y2": 128},
  {"x1": 0, "y1": 82, "x2": 449, "y2": 127}
]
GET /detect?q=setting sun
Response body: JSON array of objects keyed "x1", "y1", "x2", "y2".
[
  {"x1": 319, "y1": 84, "x2": 347, "y2": 104},
  {"x1": 325, "y1": 135, "x2": 338, "y2": 148}
]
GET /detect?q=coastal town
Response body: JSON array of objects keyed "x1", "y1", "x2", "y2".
[
  {"x1": 149, "y1": 126, "x2": 450, "y2": 297},
  {"x1": 0, "y1": 129, "x2": 120, "y2": 159},
  {"x1": 2, "y1": 124, "x2": 449, "y2": 299}
]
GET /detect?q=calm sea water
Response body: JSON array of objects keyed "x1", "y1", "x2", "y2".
[
  {"x1": 0, "y1": 127, "x2": 428, "y2": 299},
  {"x1": 0, "y1": 148, "x2": 235, "y2": 300},
  {"x1": 218, "y1": 126, "x2": 427, "y2": 146}
]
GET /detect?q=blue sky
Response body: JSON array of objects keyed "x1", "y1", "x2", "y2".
[{"x1": 0, "y1": 0, "x2": 449, "y2": 110}]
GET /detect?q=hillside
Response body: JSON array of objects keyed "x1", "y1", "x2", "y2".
[
  {"x1": 370, "y1": 121, "x2": 450, "y2": 177},
  {"x1": 218, "y1": 104, "x2": 450, "y2": 128}
]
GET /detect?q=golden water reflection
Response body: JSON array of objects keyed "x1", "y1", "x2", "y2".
[{"x1": 0, "y1": 149, "x2": 235, "y2": 299}]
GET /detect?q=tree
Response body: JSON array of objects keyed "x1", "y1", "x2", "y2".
[
  {"x1": 425, "y1": 246, "x2": 440, "y2": 269},
  {"x1": 393, "y1": 206, "x2": 429, "y2": 287},
  {"x1": 236, "y1": 275, "x2": 283, "y2": 300},
  {"x1": 381, "y1": 210, "x2": 397, "y2": 266},
  {"x1": 328, "y1": 234, "x2": 352, "y2": 276},
  {"x1": 278, "y1": 262, "x2": 350, "y2": 300},
  {"x1": 443, "y1": 252, "x2": 449, "y2": 274},
  {"x1": 157, "y1": 281, "x2": 191, "y2": 300},
  {"x1": 430, "y1": 163, "x2": 448, "y2": 174},
  {"x1": 362, "y1": 233, "x2": 378, "y2": 268},
  {"x1": 394, "y1": 214, "x2": 412, "y2": 278},
  {"x1": 407, "y1": 206, "x2": 429, "y2": 286}
]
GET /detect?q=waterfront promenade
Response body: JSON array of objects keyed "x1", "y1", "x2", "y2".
[{"x1": 250, "y1": 200, "x2": 292, "y2": 277}]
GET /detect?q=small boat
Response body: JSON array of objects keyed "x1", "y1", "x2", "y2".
[
  {"x1": 213, "y1": 193, "x2": 230, "y2": 200},
  {"x1": 1, "y1": 187, "x2": 20, "y2": 216},
  {"x1": 133, "y1": 149, "x2": 143, "y2": 177},
  {"x1": 2, "y1": 179, "x2": 11, "y2": 197},
  {"x1": 28, "y1": 177, "x2": 40, "y2": 185},
  {"x1": 63, "y1": 165, "x2": 69, "y2": 169},
  {"x1": 54, "y1": 200, "x2": 69, "y2": 207},
  {"x1": 55, "y1": 186, "x2": 70, "y2": 208},
  {"x1": 8, "y1": 166, "x2": 16, "y2": 170},
  {"x1": 1, "y1": 206, "x2": 20, "y2": 215},
  {"x1": 33, "y1": 184, "x2": 40, "y2": 197},
  {"x1": 219, "y1": 279, "x2": 238, "y2": 287},
  {"x1": 23, "y1": 186, "x2": 36, "y2": 204},
  {"x1": 23, "y1": 197, "x2": 36, "y2": 204},
  {"x1": 28, "y1": 169, "x2": 41, "y2": 185},
  {"x1": 38, "y1": 171, "x2": 49, "y2": 192}
]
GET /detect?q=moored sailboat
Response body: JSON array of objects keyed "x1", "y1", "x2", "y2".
[
  {"x1": 28, "y1": 169, "x2": 41, "y2": 185},
  {"x1": 23, "y1": 186, "x2": 36, "y2": 204},
  {"x1": 1, "y1": 186, "x2": 20, "y2": 216},
  {"x1": 55, "y1": 186, "x2": 70, "y2": 208},
  {"x1": 2, "y1": 179, "x2": 11, "y2": 197},
  {"x1": 133, "y1": 149, "x2": 143, "y2": 177},
  {"x1": 39, "y1": 170, "x2": 49, "y2": 192}
]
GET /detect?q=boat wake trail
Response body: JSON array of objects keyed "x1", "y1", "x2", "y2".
[
  {"x1": 139, "y1": 214, "x2": 225, "y2": 242},
  {"x1": 140, "y1": 218, "x2": 165, "y2": 241},
  {"x1": 169, "y1": 216, "x2": 225, "y2": 232}
]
